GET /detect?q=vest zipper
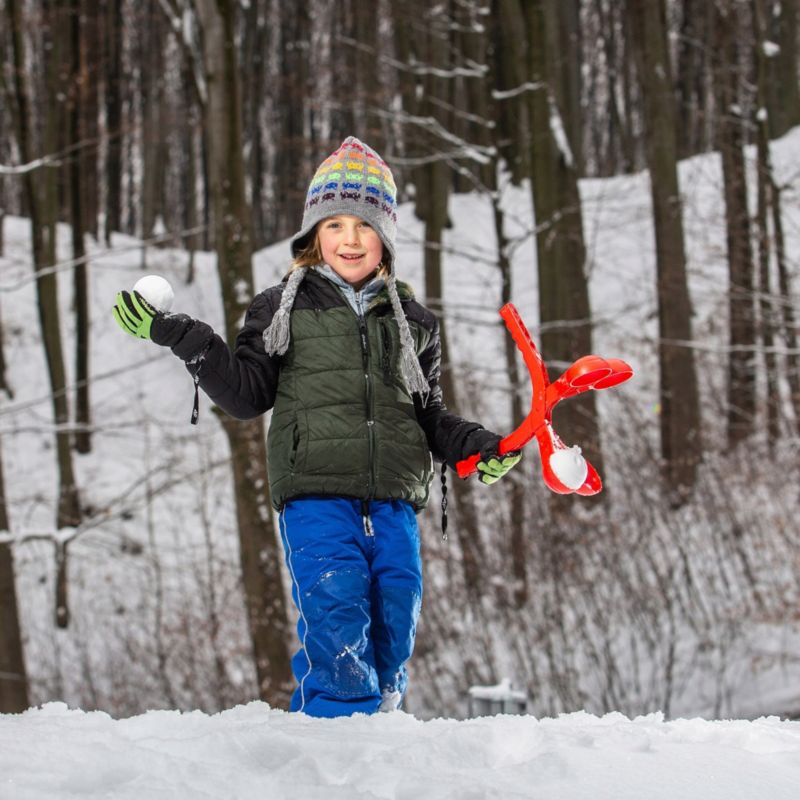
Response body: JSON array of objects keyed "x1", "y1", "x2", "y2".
[
  {"x1": 380, "y1": 318, "x2": 393, "y2": 386},
  {"x1": 355, "y1": 291, "x2": 376, "y2": 502}
]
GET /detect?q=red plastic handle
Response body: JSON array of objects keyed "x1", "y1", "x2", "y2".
[
  {"x1": 454, "y1": 303, "x2": 633, "y2": 495},
  {"x1": 456, "y1": 303, "x2": 547, "y2": 478}
]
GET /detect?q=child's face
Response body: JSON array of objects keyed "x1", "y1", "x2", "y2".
[{"x1": 317, "y1": 215, "x2": 384, "y2": 287}]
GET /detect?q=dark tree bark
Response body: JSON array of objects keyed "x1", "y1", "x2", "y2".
[
  {"x1": 519, "y1": 0, "x2": 604, "y2": 481},
  {"x1": 69, "y1": 0, "x2": 92, "y2": 454},
  {"x1": 770, "y1": 183, "x2": 800, "y2": 427},
  {"x1": 80, "y1": 0, "x2": 100, "y2": 240},
  {"x1": 140, "y1": 0, "x2": 166, "y2": 241},
  {"x1": 487, "y1": 2, "x2": 532, "y2": 604},
  {"x1": 765, "y1": 0, "x2": 800, "y2": 138},
  {"x1": 492, "y1": 0, "x2": 530, "y2": 183},
  {"x1": 180, "y1": 57, "x2": 200, "y2": 282},
  {"x1": 627, "y1": 0, "x2": 703, "y2": 502},
  {"x1": 593, "y1": 0, "x2": 637, "y2": 174},
  {"x1": 325, "y1": 0, "x2": 384, "y2": 147},
  {"x1": 0, "y1": 434, "x2": 29, "y2": 713},
  {"x1": 546, "y1": 0, "x2": 584, "y2": 175},
  {"x1": 676, "y1": 0, "x2": 713, "y2": 158},
  {"x1": 270, "y1": 0, "x2": 313, "y2": 244},
  {"x1": 0, "y1": 299, "x2": 8, "y2": 399},
  {"x1": 193, "y1": 0, "x2": 293, "y2": 708},
  {"x1": 453, "y1": 1, "x2": 494, "y2": 192},
  {"x1": 494, "y1": 199, "x2": 528, "y2": 607},
  {"x1": 752, "y1": 0, "x2": 781, "y2": 445},
  {"x1": 104, "y1": 0, "x2": 123, "y2": 242},
  {"x1": 241, "y1": 0, "x2": 267, "y2": 250},
  {"x1": 757, "y1": 1, "x2": 800, "y2": 422},
  {"x1": 7, "y1": 0, "x2": 83, "y2": 545},
  {"x1": 712, "y1": 0, "x2": 757, "y2": 446}
]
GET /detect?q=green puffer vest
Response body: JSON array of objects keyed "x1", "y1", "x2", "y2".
[{"x1": 266, "y1": 288, "x2": 434, "y2": 511}]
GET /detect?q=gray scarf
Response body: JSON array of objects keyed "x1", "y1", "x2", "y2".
[{"x1": 262, "y1": 267, "x2": 430, "y2": 405}]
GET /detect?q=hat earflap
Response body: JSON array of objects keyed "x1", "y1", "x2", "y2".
[
  {"x1": 263, "y1": 267, "x2": 308, "y2": 356},
  {"x1": 386, "y1": 273, "x2": 430, "y2": 406}
]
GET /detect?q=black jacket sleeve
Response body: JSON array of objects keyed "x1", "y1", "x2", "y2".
[
  {"x1": 151, "y1": 291, "x2": 280, "y2": 420},
  {"x1": 413, "y1": 315, "x2": 500, "y2": 468}
]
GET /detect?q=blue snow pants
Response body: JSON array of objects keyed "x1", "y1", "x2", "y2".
[{"x1": 279, "y1": 496, "x2": 423, "y2": 718}]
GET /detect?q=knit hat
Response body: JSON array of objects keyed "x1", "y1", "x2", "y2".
[
  {"x1": 265, "y1": 138, "x2": 430, "y2": 404},
  {"x1": 290, "y1": 136, "x2": 398, "y2": 266}
]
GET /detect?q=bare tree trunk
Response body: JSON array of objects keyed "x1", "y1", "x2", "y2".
[
  {"x1": 0, "y1": 430, "x2": 29, "y2": 713},
  {"x1": 69, "y1": 0, "x2": 92, "y2": 454},
  {"x1": 712, "y1": 0, "x2": 757, "y2": 446},
  {"x1": 180, "y1": 58, "x2": 200, "y2": 282},
  {"x1": 242, "y1": 0, "x2": 267, "y2": 250},
  {"x1": 270, "y1": 0, "x2": 312, "y2": 244},
  {"x1": 494, "y1": 200, "x2": 528, "y2": 607},
  {"x1": 140, "y1": 0, "x2": 166, "y2": 241},
  {"x1": 520, "y1": 0, "x2": 604, "y2": 481},
  {"x1": 193, "y1": 0, "x2": 293, "y2": 708},
  {"x1": 485, "y1": 3, "x2": 528, "y2": 605},
  {"x1": 547, "y1": 0, "x2": 584, "y2": 175},
  {"x1": 492, "y1": 0, "x2": 530, "y2": 183},
  {"x1": 594, "y1": 0, "x2": 636, "y2": 174},
  {"x1": 770, "y1": 176, "x2": 800, "y2": 425},
  {"x1": 104, "y1": 0, "x2": 123, "y2": 242},
  {"x1": 627, "y1": 0, "x2": 703, "y2": 503},
  {"x1": 323, "y1": 0, "x2": 384, "y2": 147},
  {"x1": 766, "y1": 0, "x2": 800, "y2": 138},
  {"x1": 7, "y1": 0, "x2": 83, "y2": 547},
  {"x1": 80, "y1": 0, "x2": 100, "y2": 239},
  {"x1": 0, "y1": 309, "x2": 8, "y2": 400},
  {"x1": 676, "y1": 0, "x2": 713, "y2": 158},
  {"x1": 752, "y1": 0, "x2": 781, "y2": 445}
]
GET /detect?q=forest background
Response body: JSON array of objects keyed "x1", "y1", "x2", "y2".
[{"x1": 1, "y1": 0, "x2": 799, "y2": 720}]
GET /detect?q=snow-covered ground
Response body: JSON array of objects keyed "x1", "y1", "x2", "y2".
[
  {"x1": 2, "y1": 122, "x2": 800, "y2": 794},
  {"x1": 2, "y1": 702, "x2": 799, "y2": 799}
]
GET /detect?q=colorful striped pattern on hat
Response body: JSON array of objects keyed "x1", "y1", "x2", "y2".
[{"x1": 305, "y1": 138, "x2": 397, "y2": 222}]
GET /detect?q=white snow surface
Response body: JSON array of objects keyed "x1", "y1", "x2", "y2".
[{"x1": 2, "y1": 702, "x2": 799, "y2": 799}]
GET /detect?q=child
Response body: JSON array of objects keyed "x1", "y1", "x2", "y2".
[{"x1": 113, "y1": 137, "x2": 521, "y2": 718}]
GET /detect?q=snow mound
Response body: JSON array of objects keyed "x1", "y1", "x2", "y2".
[{"x1": 2, "y1": 702, "x2": 799, "y2": 799}]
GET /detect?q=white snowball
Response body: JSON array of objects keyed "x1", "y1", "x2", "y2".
[
  {"x1": 549, "y1": 446, "x2": 588, "y2": 490},
  {"x1": 133, "y1": 275, "x2": 174, "y2": 312}
]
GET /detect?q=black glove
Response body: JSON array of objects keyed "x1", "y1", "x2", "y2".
[{"x1": 150, "y1": 312, "x2": 196, "y2": 350}]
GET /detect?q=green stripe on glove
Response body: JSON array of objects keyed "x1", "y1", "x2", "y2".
[
  {"x1": 113, "y1": 290, "x2": 158, "y2": 340},
  {"x1": 476, "y1": 450, "x2": 522, "y2": 485}
]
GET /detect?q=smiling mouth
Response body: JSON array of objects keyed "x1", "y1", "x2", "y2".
[{"x1": 338, "y1": 253, "x2": 364, "y2": 261}]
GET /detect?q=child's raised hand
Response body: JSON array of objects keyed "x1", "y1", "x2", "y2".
[
  {"x1": 113, "y1": 289, "x2": 196, "y2": 352},
  {"x1": 113, "y1": 290, "x2": 159, "y2": 340}
]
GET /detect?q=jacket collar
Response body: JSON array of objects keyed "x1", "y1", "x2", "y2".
[{"x1": 302, "y1": 264, "x2": 415, "y2": 309}]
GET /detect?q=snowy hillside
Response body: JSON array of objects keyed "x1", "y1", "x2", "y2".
[
  {"x1": 1, "y1": 703, "x2": 799, "y2": 799},
  {"x1": 1, "y1": 125, "x2": 799, "y2": 723}
]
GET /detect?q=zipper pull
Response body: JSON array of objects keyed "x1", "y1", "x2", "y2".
[
  {"x1": 188, "y1": 348, "x2": 210, "y2": 425},
  {"x1": 191, "y1": 371, "x2": 200, "y2": 425},
  {"x1": 361, "y1": 499, "x2": 375, "y2": 536},
  {"x1": 441, "y1": 461, "x2": 448, "y2": 541}
]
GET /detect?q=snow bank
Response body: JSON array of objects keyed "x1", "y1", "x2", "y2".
[{"x1": 1, "y1": 703, "x2": 799, "y2": 799}]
